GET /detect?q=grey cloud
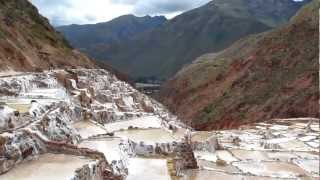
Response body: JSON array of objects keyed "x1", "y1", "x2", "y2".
[
  {"x1": 110, "y1": 0, "x2": 139, "y2": 4},
  {"x1": 31, "y1": 0, "x2": 72, "y2": 8},
  {"x1": 111, "y1": 0, "x2": 211, "y2": 15},
  {"x1": 31, "y1": 0, "x2": 74, "y2": 26},
  {"x1": 31, "y1": 0, "x2": 211, "y2": 26}
]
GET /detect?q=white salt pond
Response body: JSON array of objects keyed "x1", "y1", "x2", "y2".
[
  {"x1": 74, "y1": 121, "x2": 107, "y2": 139},
  {"x1": 294, "y1": 159, "x2": 320, "y2": 176},
  {"x1": 191, "y1": 131, "x2": 215, "y2": 142},
  {"x1": 0, "y1": 153, "x2": 93, "y2": 180},
  {"x1": 233, "y1": 161, "x2": 307, "y2": 178},
  {"x1": 230, "y1": 149, "x2": 269, "y2": 161},
  {"x1": 194, "y1": 150, "x2": 238, "y2": 164},
  {"x1": 104, "y1": 116, "x2": 162, "y2": 132},
  {"x1": 79, "y1": 138, "x2": 122, "y2": 162},
  {"x1": 126, "y1": 158, "x2": 170, "y2": 180},
  {"x1": 181, "y1": 170, "x2": 275, "y2": 180},
  {"x1": 115, "y1": 128, "x2": 177, "y2": 144}
]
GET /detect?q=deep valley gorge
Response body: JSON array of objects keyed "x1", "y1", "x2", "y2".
[{"x1": 0, "y1": 0, "x2": 319, "y2": 179}]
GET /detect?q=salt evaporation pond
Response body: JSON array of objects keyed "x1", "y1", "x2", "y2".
[
  {"x1": 181, "y1": 170, "x2": 276, "y2": 180},
  {"x1": 115, "y1": 128, "x2": 177, "y2": 144},
  {"x1": 0, "y1": 153, "x2": 93, "y2": 180},
  {"x1": 104, "y1": 116, "x2": 162, "y2": 132},
  {"x1": 233, "y1": 161, "x2": 307, "y2": 178},
  {"x1": 79, "y1": 138, "x2": 123, "y2": 162},
  {"x1": 191, "y1": 131, "x2": 215, "y2": 142},
  {"x1": 74, "y1": 121, "x2": 107, "y2": 139},
  {"x1": 126, "y1": 158, "x2": 170, "y2": 180},
  {"x1": 230, "y1": 149, "x2": 269, "y2": 161}
]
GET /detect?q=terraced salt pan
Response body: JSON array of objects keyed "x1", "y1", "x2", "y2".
[
  {"x1": 126, "y1": 158, "x2": 170, "y2": 180},
  {"x1": 5, "y1": 103, "x2": 31, "y2": 113},
  {"x1": 197, "y1": 159, "x2": 241, "y2": 173},
  {"x1": 74, "y1": 121, "x2": 107, "y2": 139},
  {"x1": 310, "y1": 124, "x2": 319, "y2": 131},
  {"x1": 191, "y1": 131, "x2": 215, "y2": 142},
  {"x1": 294, "y1": 152, "x2": 319, "y2": 160},
  {"x1": 230, "y1": 149, "x2": 269, "y2": 161},
  {"x1": 293, "y1": 159, "x2": 320, "y2": 176},
  {"x1": 104, "y1": 116, "x2": 162, "y2": 132},
  {"x1": 279, "y1": 139, "x2": 315, "y2": 151},
  {"x1": 0, "y1": 153, "x2": 93, "y2": 180},
  {"x1": 298, "y1": 136, "x2": 317, "y2": 142},
  {"x1": 233, "y1": 161, "x2": 307, "y2": 178},
  {"x1": 181, "y1": 170, "x2": 276, "y2": 180},
  {"x1": 266, "y1": 152, "x2": 298, "y2": 161},
  {"x1": 306, "y1": 141, "x2": 319, "y2": 148},
  {"x1": 194, "y1": 150, "x2": 238, "y2": 164},
  {"x1": 115, "y1": 128, "x2": 176, "y2": 144},
  {"x1": 20, "y1": 89, "x2": 68, "y2": 100},
  {"x1": 79, "y1": 138, "x2": 123, "y2": 162},
  {"x1": 194, "y1": 151, "x2": 218, "y2": 162}
]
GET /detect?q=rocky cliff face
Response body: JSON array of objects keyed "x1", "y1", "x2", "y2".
[
  {"x1": 160, "y1": 0, "x2": 319, "y2": 130},
  {"x1": 0, "y1": 0, "x2": 96, "y2": 71}
]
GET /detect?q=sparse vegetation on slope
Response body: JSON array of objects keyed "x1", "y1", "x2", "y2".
[
  {"x1": 160, "y1": 0, "x2": 319, "y2": 130},
  {"x1": 0, "y1": 0, "x2": 96, "y2": 71}
]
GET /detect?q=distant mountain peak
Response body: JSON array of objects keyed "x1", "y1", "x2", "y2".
[{"x1": 57, "y1": 0, "x2": 308, "y2": 80}]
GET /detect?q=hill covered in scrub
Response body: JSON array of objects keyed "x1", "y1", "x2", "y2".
[
  {"x1": 160, "y1": 0, "x2": 319, "y2": 130},
  {"x1": 56, "y1": 15, "x2": 167, "y2": 56},
  {"x1": 57, "y1": 0, "x2": 309, "y2": 80},
  {"x1": 0, "y1": 0, "x2": 96, "y2": 71}
]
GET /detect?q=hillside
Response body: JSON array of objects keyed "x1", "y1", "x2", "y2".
[
  {"x1": 57, "y1": 0, "x2": 309, "y2": 80},
  {"x1": 160, "y1": 0, "x2": 319, "y2": 130},
  {"x1": 56, "y1": 15, "x2": 167, "y2": 58},
  {"x1": 0, "y1": 0, "x2": 96, "y2": 71}
]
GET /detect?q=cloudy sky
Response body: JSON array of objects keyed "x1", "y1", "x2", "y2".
[{"x1": 30, "y1": 0, "x2": 211, "y2": 26}]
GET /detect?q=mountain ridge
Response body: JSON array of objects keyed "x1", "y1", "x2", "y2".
[
  {"x1": 57, "y1": 0, "x2": 309, "y2": 80},
  {"x1": 56, "y1": 15, "x2": 167, "y2": 55}
]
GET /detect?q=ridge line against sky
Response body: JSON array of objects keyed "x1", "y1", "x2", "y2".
[
  {"x1": 30, "y1": 0, "x2": 212, "y2": 26},
  {"x1": 30, "y1": 0, "x2": 306, "y2": 26}
]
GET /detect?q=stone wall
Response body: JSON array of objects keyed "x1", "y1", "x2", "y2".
[
  {"x1": 73, "y1": 160, "x2": 122, "y2": 180},
  {"x1": 191, "y1": 136, "x2": 220, "y2": 153},
  {"x1": 0, "y1": 130, "x2": 46, "y2": 174},
  {"x1": 128, "y1": 140, "x2": 198, "y2": 172}
]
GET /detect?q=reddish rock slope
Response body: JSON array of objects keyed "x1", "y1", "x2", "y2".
[
  {"x1": 160, "y1": 0, "x2": 319, "y2": 130},
  {"x1": 0, "y1": 0, "x2": 96, "y2": 71}
]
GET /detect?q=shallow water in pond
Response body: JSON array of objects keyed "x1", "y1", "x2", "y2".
[
  {"x1": 74, "y1": 121, "x2": 107, "y2": 139},
  {"x1": 104, "y1": 116, "x2": 162, "y2": 132},
  {"x1": 0, "y1": 153, "x2": 93, "y2": 180},
  {"x1": 115, "y1": 128, "x2": 177, "y2": 144}
]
